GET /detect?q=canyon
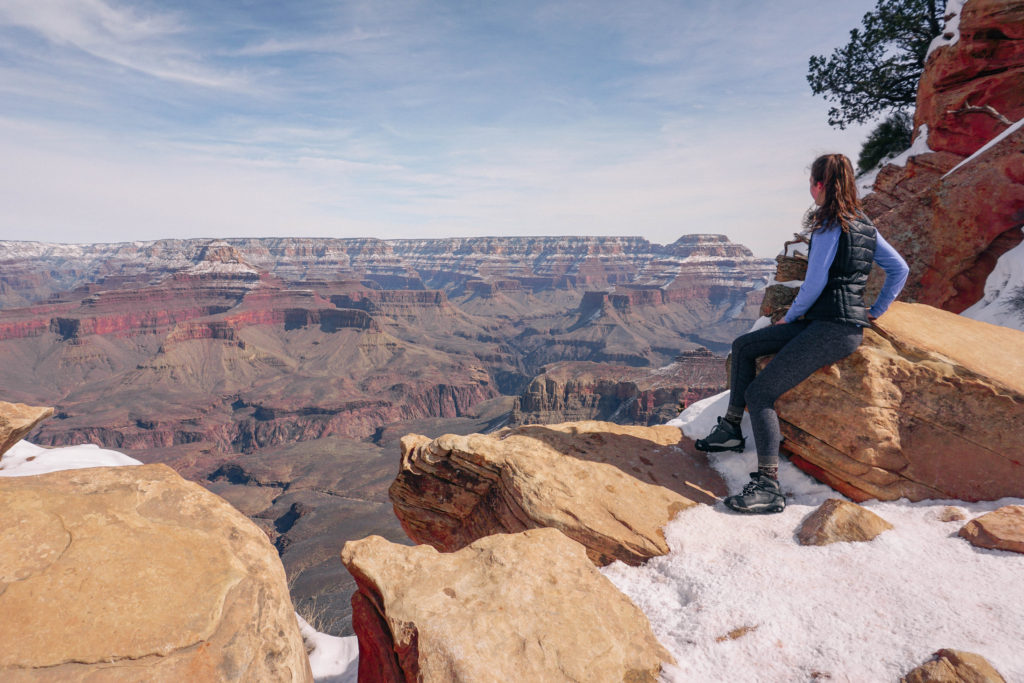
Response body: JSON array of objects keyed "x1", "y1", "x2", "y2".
[{"x1": 0, "y1": 233, "x2": 771, "y2": 633}]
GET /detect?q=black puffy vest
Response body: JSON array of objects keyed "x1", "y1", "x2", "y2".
[{"x1": 804, "y1": 217, "x2": 877, "y2": 326}]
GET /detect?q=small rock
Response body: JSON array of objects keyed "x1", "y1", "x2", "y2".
[
  {"x1": 0, "y1": 401, "x2": 53, "y2": 458},
  {"x1": 715, "y1": 625, "x2": 758, "y2": 643},
  {"x1": 936, "y1": 506, "x2": 967, "y2": 522},
  {"x1": 797, "y1": 498, "x2": 893, "y2": 546},
  {"x1": 901, "y1": 648, "x2": 1006, "y2": 683},
  {"x1": 959, "y1": 506, "x2": 1024, "y2": 554}
]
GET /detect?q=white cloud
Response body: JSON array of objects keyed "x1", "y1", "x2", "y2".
[{"x1": 0, "y1": 0, "x2": 247, "y2": 89}]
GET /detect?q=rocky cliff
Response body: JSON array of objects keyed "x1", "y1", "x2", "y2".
[
  {"x1": 512, "y1": 349, "x2": 726, "y2": 426},
  {"x1": 863, "y1": 0, "x2": 1024, "y2": 313},
  {"x1": 0, "y1": 234, "x2": 773, "y2": 309}
]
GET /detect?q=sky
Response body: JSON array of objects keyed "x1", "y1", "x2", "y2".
[{"x1": 0, "y1": 0, "x2": 883, "y2": 257}]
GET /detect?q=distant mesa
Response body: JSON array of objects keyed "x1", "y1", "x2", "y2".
[{"x1": 185, "y1": 240, "x2": 262, "y2": 278}]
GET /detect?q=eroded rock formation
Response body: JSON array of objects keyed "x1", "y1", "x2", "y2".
[
  {"x1": 775, "y1": 302, "x2": 1024, "y2": 502},
  {"x1": 342, "y1": 529, "x2": 673, "y2": 682},
  {"x1": 0, "y1": 463, "x2": 311, "y2": 682},
  {"x1": 512, "y1": 349, "x2": 726, "y2": 426},
  {"x1": 863, "y1": 0, "x2": 1024, "y2": 312},
  {"x1": 390, "y1": 420, "x2": 726, "y2": 566}
]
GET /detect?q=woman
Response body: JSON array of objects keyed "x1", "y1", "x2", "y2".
[{"x1": 695, "y1": 153, "x2": 909, "y2": 514}]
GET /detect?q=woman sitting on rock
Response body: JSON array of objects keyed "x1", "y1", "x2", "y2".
[{"x1": 695, "y1": 153, "x2": 909, "y2": 514}]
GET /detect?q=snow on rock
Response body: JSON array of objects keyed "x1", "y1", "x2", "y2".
[
  {"x1": 944, "y1": 117, "x2": 1024, "y2": 179},
  {"x1": 0, "y1": 440, "x2": 142, "y2": 476},
  {"x1": 961, "y1": 232, "x2": 1024, "y2": 332},
  {"x1": 858, "y1": 125, "x2": 933, "y2": 196},
  {"x1": 642, "y1": 394, "x2": 1024, "y2": 681},
  {"x1": 296, "y1": 614, "x2": 359, "y2": 683},
  {"x1": 926, "y1": 0, "x2": 968, "y2": 59}
]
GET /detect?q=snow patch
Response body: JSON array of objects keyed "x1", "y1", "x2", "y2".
[
  {"x1": 635, "y1": 394, "x2": 1024, "y2": 680},
  {"x1": 927, "y1": 0, "x2": 967, "y2": 59},
  {"x1": 0, "y1": 440, "x2": 142, "y2": 476},
  {"x1": 858, "y1": 125, "x2": 933, "y2": 196},
  {"x1": 961, "y1": 231, "x2": 1024, "y2": 332},
  {"x1": 296, "y1": 614, "x2": 359, "y2": 682}
]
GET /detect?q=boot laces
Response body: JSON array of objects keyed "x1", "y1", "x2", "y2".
[{"x1": 740, "y1": 479, "x2": 763, "y2": 496}]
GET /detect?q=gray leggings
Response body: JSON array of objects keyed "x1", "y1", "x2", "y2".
[{"x1": 728, "y1": 319, "x2": 863, "y2": 469}]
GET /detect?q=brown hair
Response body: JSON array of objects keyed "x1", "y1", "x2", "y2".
[{"x1": 808, "y1": 153, "x2": 862, "y2": 233}]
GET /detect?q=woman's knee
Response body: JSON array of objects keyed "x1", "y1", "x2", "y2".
[{"x1": 743, "y1": 381, "x2": 774, "y2": 411}]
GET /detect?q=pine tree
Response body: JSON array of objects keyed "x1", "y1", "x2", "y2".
[
  {"x1": 857, "y1": 111, "x2": 914, "y2": 174},
  {"x1": 807, "y1": 0, "x2": 946, "y2": 130}
]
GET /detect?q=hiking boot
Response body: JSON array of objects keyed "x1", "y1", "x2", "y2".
[
  {"x1": 724, "y1": 472, "x2": 786, "y2": 514},
  {"x1": 694, "y1": 417, "x2": 745, "y2": 453}
]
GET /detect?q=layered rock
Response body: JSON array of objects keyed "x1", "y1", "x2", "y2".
[
  {"x1": 959, "y1": 505, "x2": 1024, "y2": 554},
  {"x1": 390, "y1": 420, "x2": 726, "y2": 566},
  {"x1": 862, "y1": 0, "x2": 1024, "y2": 312},
  {"x1": 0, "y1": 401, "x2": 52, "y2": 457},
  {"x1": 796, "y1": 499, "x2": 893, "y2": 546},
  {"x1": 512, "y1": 350, "x2": 726, "y2": 426},
  {"x1": 342, "y1": 529, "x2": 673, "y2": 682},
  {"x1": 0, "y1": 235, "x2": 773, "y2": 309},
  {"x1": 776, "y1": 302, "x2": 1024, "y2": 502},
  {"x1": 0, "y1": 463, "x2": 311, "y2": 682}
]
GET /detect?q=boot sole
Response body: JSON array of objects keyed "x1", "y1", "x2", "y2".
[
  {"x1": 694, "y1": 441, "x2": 745, "y2": 453},
  {"x1": 724, "y1": 499, "x2": 785, "y2": 514}
]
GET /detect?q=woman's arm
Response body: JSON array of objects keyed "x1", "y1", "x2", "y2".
[
  {"x1": 868, "y1": 232, "x2": 910, "y2": 319},
  {"x1": 783, "y1": 226, "x2": 840, "y2": 323}
]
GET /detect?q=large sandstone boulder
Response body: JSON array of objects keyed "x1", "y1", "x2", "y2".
[
  {"x1": 776, "y1": 302, "x2": 1024, "y2": 502},
  {"x1": 342, "y1": 528, "x2": 673, "y2": 682},
  {"x1": 0, "y1": 401, "x2": 53, "y2": 457},
  {"x1": 390, "y1": 420, "x2": 726, "y2": 566},
  {"x1": 862, "y1": 0, "x2": 1024, "y2": 312},
  {"x1": 0, "y1": 464, "x2": 312, "y2": 682}
]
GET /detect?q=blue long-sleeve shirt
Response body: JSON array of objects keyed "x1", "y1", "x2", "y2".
[{"x1": 783, "y1": 225, "x2": 909, "y2": 324}]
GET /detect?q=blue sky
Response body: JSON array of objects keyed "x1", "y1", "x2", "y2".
[{"x1": 0, "y1": 0, "x2": 881, "y2": 257}]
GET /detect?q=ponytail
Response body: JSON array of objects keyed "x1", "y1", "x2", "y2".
[{"x1": 808, "y1": 154, "x2": 862, "y2": 233}]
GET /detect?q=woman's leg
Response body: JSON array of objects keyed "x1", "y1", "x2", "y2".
[
  {"x1": 696, "y1": 321, "x2": 809, "y2": 453},
  {"x1": 744, "y1": 320, "x2": 864, "y2": 475},
  {"x1": 726, "y1": 320, "x2": 810, "y2": 415},
  {"x1": 724, "y1": 321, "x2": 864, "y2": 514}
]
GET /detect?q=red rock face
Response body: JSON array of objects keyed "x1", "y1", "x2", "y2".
[
  {"x1": 915, "y1": 0, "x2": 1024, "y2": 156},
  {"x1": 864, "y1": 0, "x2": 1024, "y2": 312},
  {"x1": 866, "y1": 128, "x2": 1024, "y2": 311}
]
